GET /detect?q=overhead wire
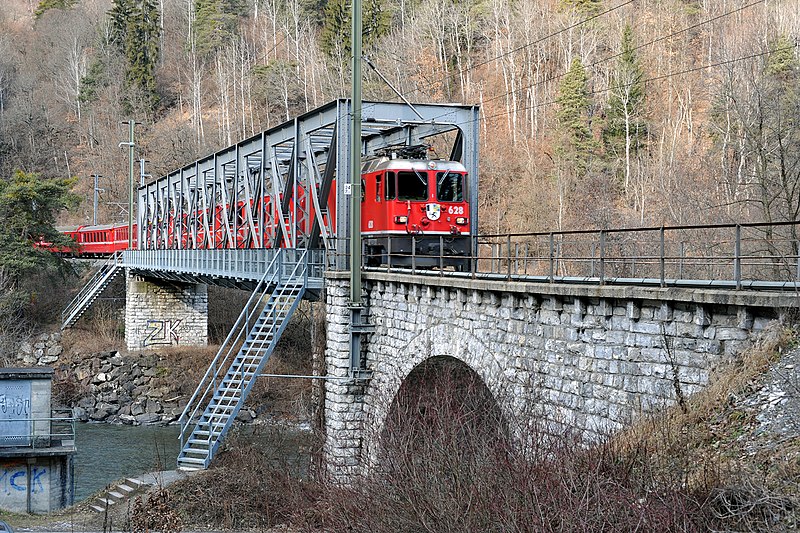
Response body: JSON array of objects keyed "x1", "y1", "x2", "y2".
[
  {"x1": 477, "y1": 0, "x2": 765, "y2": 109},
  {"x1": 362, "y1": 0, "x2": 637, "y2": 118},
  {"x1": 476, "y1": 42, "x2": 799, "y2": 126}
]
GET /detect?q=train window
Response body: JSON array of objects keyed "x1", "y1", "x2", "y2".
[
  {"x1": 385, "y1": 172, "x2": 396, "y2": 200},
  {"x1": 397, "y1": 170, "x2": 428, "y2": 201},
  {"x1": 361, "y1": 178, "x2": 365, "y2": 203},
  {"x1": 437, "y1": 171, "x2": 464, "y2": 202},
  {"x1": 375, "y1": 175, "x2": 381, "y2": 202}
]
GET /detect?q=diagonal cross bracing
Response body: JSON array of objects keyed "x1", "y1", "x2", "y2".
[{"x1": 137, "y1": 99, "x2": 480, "y2": 268}]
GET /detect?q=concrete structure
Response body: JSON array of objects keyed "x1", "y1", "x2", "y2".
[
  {"x1": 323, "y1": 272, "x2": 797, "y2": 480},
  {"x1": 125, "y1": 271, "x2": 208, "y2": 351},
  {"x1": 0, "y1": 368, "x2": 75, "y2": 514}
]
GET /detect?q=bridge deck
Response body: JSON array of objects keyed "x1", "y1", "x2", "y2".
[{"x1": 122, "y1": 249, "x2": 326, "y2": 291}]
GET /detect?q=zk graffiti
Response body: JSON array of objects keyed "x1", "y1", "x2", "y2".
[{"x1": 142, "y1": 319, "x2": 183, "y2": 347}]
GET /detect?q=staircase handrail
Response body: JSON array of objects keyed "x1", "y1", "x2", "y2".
[
  {"x1": 61, "y1": 251, "x2": 123, "y2": 328},
  {"x1": 200, "y1": 249, "x2": 309, "y2": 458},
  {"x1": 178, "y1": 248, "x2": 288, "y2": 447}
]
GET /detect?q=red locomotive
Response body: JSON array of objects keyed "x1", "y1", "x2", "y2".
[
  {"x1": 360, "y1": 150, "x2": 471, "y2": 270},
  {"x1": 45, "y1": 147, "x2": 472, "y2": 268}
]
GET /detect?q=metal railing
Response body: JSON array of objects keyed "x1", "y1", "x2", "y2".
[
  {"x1": 357, "y1": 220, "x2": 800, "y2": 290},
  {"x1": 178, "y1": 249, "x2": 309, "y2": 466},
  {"x1": 61, "y1": 251, "x2": 123, "y2": 328},
  {"x1": 0, "y1": 409, "x2": 76, "y2": 450},
  {"x1": 123, "y1": 248, "x2": 327, "y2": 283}
]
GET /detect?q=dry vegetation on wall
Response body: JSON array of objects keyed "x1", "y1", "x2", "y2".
[
  {"x1": 0, "y1": 0, "x2": 798, "y2": 236},
  {"x1": 151, "y1": 324, "x2": 799, "y2": 532}
]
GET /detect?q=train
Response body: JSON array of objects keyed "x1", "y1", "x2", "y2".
[
  {"x1": 43, "y1": 151, "x2": 472, "y2": 268},
  {"x1": 38, "y1": 223, "x2": 135, "y2": 257}
]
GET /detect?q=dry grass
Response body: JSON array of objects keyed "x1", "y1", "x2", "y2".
[
  {"x1": 161, "y1": 323, "x2": 800, "y2": 533},
  {"x1": 617, "y1": 323, "x2": 800, "y2": 532}
]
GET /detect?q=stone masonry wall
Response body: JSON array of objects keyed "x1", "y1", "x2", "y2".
[
  {"x1": 125, "y1": 270, "x2": 208, "y2": 351},
  {"x1": 324, "y1": 273, "x2": 793, "y2": 481},
  {"x1": 323, "y1": 281, "x2": 368, "y2": 481}
]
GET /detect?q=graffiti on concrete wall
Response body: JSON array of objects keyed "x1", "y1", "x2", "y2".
[
  {"x1": 0, "y1": 380, "x2": 32, "y2": 447},
  {"x1": 0, "y1": 461, "x2": 50, "y2": 504},
  {"x1": 142, "y1": 319, "x2": 184, "y2": 347}
]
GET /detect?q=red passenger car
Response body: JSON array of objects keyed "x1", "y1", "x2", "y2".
[{"x1": 43, "y1": 223, "x2": 136, "y2": 256}]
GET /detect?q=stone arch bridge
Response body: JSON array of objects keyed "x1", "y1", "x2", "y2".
[{"x1": 322, "y1": 271, "x2": 796, "y2": 480}]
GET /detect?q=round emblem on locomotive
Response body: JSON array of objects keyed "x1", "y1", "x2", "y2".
[{"x1": 426, "y1": 203, "x2": 441, "y2": 221}]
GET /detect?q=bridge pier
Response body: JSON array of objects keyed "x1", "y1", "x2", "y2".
[
  {"x1": 323, "y1": 279, "x2": 368, "y2": 482},
  {"x1": 124, "y1": 271, "x2": 208, "y2": 351}
]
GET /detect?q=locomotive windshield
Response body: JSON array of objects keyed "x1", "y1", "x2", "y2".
[
  {"x1": 436, "y1": 171, "x2": 464, "y2": 202},
  {"x1": 396, "y1": 170, "x2": 428, "y2": 201}
]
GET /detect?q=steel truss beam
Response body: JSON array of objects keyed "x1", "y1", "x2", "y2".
[{"x1": 137, "y1": 99, "x2": 480, "y2": 269}]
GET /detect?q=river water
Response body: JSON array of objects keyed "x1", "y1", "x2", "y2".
[
  {"x1": 73, "y1": 423, "x2": 181, "y2": 502},
  {"x1": 72, "y1": 421, "x2": 311, "y2": 502}
]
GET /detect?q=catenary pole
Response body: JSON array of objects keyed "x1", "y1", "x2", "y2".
[
  {"x1": 349, "y1": 0, "x2": 362, "y2": 305},
  {"x1": 127, "y1": 120, "x2": 135, "y2": 248}
]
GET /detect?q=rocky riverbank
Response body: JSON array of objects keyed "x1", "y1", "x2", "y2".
[{"x1": 14, "y1": 332, "x2": 259, "y2": 426}]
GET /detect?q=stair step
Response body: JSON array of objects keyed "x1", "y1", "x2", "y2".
[
  {"x1": 90, "y1": 504, "x2": 107, "y2": 513},
  {"x1": 177, "y1": 278, "x2": 306, "y2": 470},
  {"x1": 182, "y1": 449, "x2": 210, "y2": 457},
  {"x1": 117, "y1": 484, "x2": 135, "y2": 493},
  {"x1": 178, "y1": 456, "x2": 207, "y2": 464}
]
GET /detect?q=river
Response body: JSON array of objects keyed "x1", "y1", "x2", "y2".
[
  {"x1": 72, "y1": 421, "x2": 311, "y2": 502},
  {"x1": 73, "y1": 423, "x2": 181, "y2": 502}
]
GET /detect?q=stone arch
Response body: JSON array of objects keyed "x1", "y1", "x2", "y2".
[{"x1": 360, "y1": 323, "x2": 531, "y2": 472}]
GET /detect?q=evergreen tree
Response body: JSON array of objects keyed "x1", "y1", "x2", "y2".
[
  {"x1": 78, "y1": 59, "x2": 107, "y2": 105},
  {"x1": 603, "y1": 24, "x2": 647, "y2": 193},
  {"x1": 320, "y1": 0, "x2": 390, "y2": 61},
  {"x1": 33, "y1": 0, "x2": 77, "y2": 19},
  {"x1": 194, "y1": 0, "x2": 247, "y2": 58},
  {"x1": 0, "y1": 170, "x2": 77, "y2": 283},
  {"x1": 108, "y1": 0, "x2": 134, "y2": 52},
  {"x1": 556, "y1": 57, "x2": 595, "y2": 166},
  {"x1": 107, "y1": 0, "x2": 161, "y2": 112},
  {"x1": 560, "y1": 0, "x2": 602, "y2": 15},
  {"x1": 766, "y1": 34, "x2": 799, "y2": 77}
]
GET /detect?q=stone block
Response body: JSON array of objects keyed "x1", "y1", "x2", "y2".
[{"x1": 694, "y1": 305, "x2": 712, "y2": 326}]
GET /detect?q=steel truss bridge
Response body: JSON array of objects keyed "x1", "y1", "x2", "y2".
[
  {"x1": 136, "y1": 99, "x2": 480, "y2": 266},
  {"x1": 62, "y1": 99, "x2": 800, "y2": 471}
]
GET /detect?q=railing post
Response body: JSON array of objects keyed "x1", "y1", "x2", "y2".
[
  {"x1": 734, "y1": 224, "x2": 742, "y2": 289},
  {"x1": 523, "y1": 242, "x2": 528, "y2": 275},
  {"x1": 387, "y1": 236, "x2": 392, "y2": 272},
  {"x1": 599, "y1": 230, "x2": 606, "y2": 285},
  {"x1": 412, "y1": 235, "x2": 416, "y2": 275},
  {"x1": 660, "y1": 226, "x2": 666, "y2": 288},
  {"x1": 548, "y1": 233, "x2": 554, "y2": 283},
  {"x1": 507, "y1": 234, "x2": 512, "y2": 279},
  {"x1": 439, "y1": 235, "x2": 444, "y2": 275},
  {"x1": 471, "y1": 237, "x2": 477, "y2": 278},
  {"x1": 796, "y1": 240, "x2": 800, "y2": 283}
]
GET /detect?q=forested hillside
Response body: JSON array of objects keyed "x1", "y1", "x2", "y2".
[{"x1": 0, "y1": 0, "x2": 798, "y2": 233}]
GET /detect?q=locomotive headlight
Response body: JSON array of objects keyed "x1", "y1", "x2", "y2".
[
  {"x1": 455, "y1": 217, "x2": 468, "y2": 225},
  {"x1": 394, "y1": 215, "x2": 408, "y2": 224}
]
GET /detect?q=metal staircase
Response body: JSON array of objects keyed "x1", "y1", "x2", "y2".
[
  {"x1": 177, "y1": 249, "x2": 309, "y2": 470},
  {"x1": 61, "y1": 252, "x2": 124, "y2": 330}
]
